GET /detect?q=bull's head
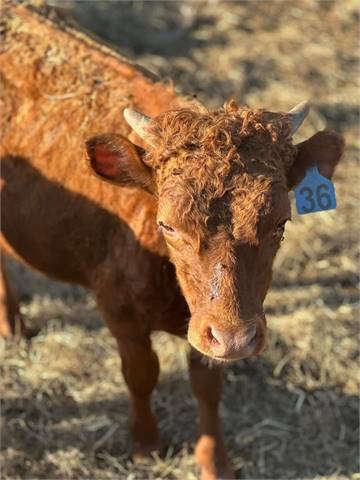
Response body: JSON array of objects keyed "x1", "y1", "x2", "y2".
[{"x1": 86, "y1": 102, "x2": 343, "y2": 361}]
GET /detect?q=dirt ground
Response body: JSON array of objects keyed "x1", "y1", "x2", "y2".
[{"x1": 1, "y1": 1, "x2": 359, "y2": 479}]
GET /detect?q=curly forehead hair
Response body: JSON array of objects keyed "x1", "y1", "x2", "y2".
[
  {"x1": 146, "y1": 101, "x2": 296, "y2": 179},
  {"x1": 146, "y1": 102, "x2": 296, "y2": 234}
]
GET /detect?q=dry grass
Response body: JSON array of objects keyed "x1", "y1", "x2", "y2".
[{"x1": 1, "y1": 1, "x2": 359, "y2": 479}]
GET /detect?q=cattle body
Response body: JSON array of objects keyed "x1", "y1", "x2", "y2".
[{"x1": 0, "y1": 3, "x2": 344, "y2": 479}]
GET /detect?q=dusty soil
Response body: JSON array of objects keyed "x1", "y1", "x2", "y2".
[{"x1": 1, "y1": 1, "x2": 359, "y2": 479}]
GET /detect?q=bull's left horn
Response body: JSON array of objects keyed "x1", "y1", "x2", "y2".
[
  {"x1": 123, "y1": 108, "x2": 152, "y2": 142},
  {"x1": 288, "y1": 100, "x2": 310, "y2": 134}
]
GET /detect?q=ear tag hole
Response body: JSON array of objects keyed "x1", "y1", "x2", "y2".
[{"x1": 295, "y1": 166, "x2": 337, "y2": 215}]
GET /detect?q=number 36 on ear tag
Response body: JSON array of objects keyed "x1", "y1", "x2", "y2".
[{"x1": 295, "y1": 166, "x2": 337, "y2": 215}]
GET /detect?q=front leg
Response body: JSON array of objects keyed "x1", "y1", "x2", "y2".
[
  {"x1": 117, "y1": 334, "x2": 160, "y2": 458},
  {"x1": 189, "y1": 349, "x2": 234, "y2": 480},
  {"x1": 97, "y1": 293, "x2": 161, "y2": 459}
]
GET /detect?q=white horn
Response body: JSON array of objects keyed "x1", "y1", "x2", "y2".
[
  {"x1": 123, "y1": 108, "x2": 152, "y2": 141},
  {"x1": 288, "y1": 100, "x2": 310, "y2": 134}
]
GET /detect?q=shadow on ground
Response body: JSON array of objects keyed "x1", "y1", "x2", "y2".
[{"x1": 2, "y1": 345, "x2": 358, "y2": 479}]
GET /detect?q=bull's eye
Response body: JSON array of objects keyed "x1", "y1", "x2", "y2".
[{"x1": 158, "y1": 221, "x2": 176, "y2": 235}]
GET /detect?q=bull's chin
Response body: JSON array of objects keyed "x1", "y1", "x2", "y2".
[
  {"x1": 187, "y1": 342, "x2": 255, "y2": 363},
  {"x1": 187, "y1": 342, "x2": 261, "y2": 363}
]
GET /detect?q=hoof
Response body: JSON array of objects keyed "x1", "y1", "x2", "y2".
[
  {"x1": 22, "y1": 325, "x2": 40, "y2": 339},
  {"x1": 132, "y1": 439, "x2": 162, "y2": 463},
  {"x1": 196, "y1": 435, "x2": 235, "y2": 480},
  {"x1": 200, "y1": 464, "x2": 236, "y2": 480}
]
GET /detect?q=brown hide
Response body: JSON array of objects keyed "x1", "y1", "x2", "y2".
[{"x1": 0, "y1": 3, "x2": 184, "y2": 293}]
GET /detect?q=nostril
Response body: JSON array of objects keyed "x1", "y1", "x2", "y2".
[
  {"x1": 241, "y1": 327, "x2": 257, "y2": 349},
  {"x1": 206, "y1": 326, "x2": 220, "y2": 346},
  {"x1": 205, "y1": 326, "x2": 229, "y2": 357},
  {"x1": 247, "y1": 327, "x2": 257, "y2": 344}
]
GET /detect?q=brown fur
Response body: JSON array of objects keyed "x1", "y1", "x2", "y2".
[{"x1": 0, "y1": 3, "x2": 344, "y2": 479}]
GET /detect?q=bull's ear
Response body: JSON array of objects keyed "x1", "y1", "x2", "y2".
[
  {"x1": 85, "y1": 134, "x2": 154, "y2": 192},
  {"x1": 287, "y1": 130, "x2": 344, "y2": 190}
]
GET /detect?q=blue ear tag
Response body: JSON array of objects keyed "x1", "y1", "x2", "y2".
[{"x1": 295, "y1": 166, "x2": 337, "y2": 215}]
